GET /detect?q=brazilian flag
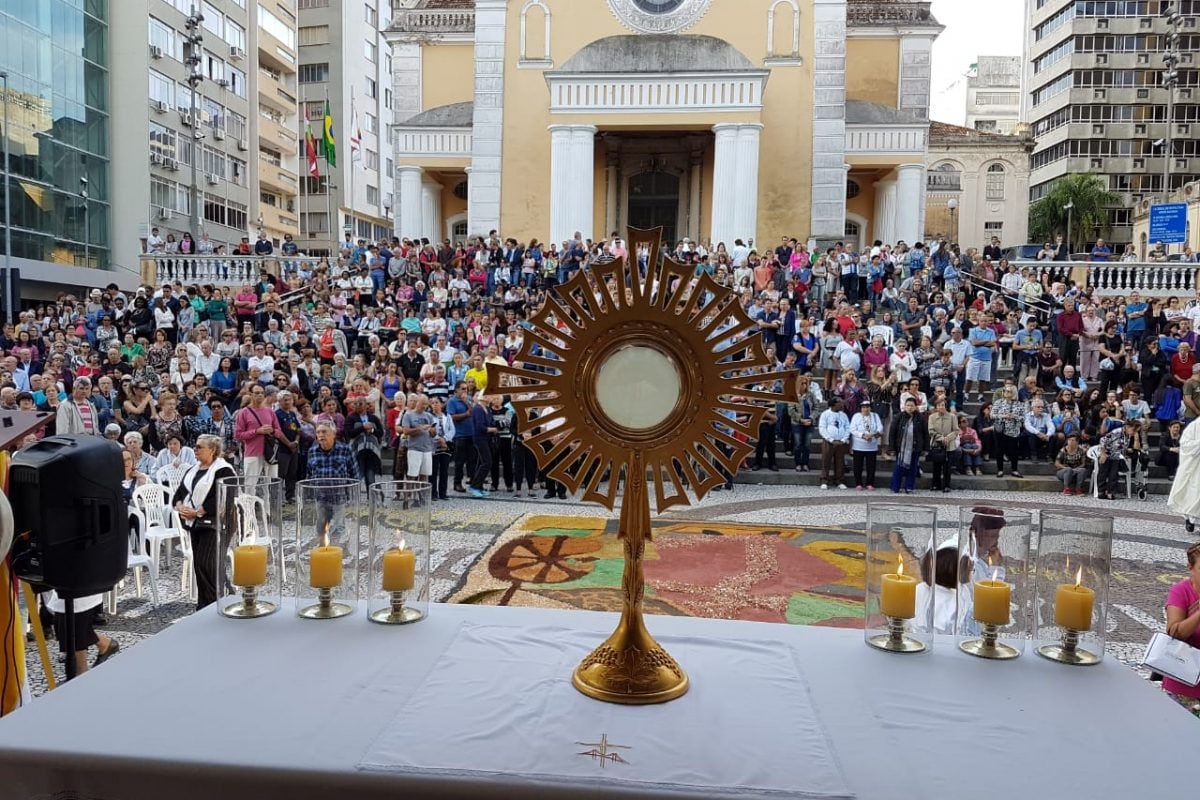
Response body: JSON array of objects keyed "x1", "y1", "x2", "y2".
[{"x1": 321, "y1": 99, "x2": 337, "y2": 168}]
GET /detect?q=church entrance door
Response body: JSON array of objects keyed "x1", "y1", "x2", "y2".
[{"x1": 626, "y1": 171, "x2": 679, "y2": 245}]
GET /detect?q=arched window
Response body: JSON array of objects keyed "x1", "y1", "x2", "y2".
[
  {"x1": 846, "y1": 179, "x2": 861, "y2": 199},
  {"x1": 986, "y1": 163, "x2": 1006, "y2": 201},
  {"x1": 766, "y1": 0, "x2": 801, "y2": 62},
  {"x1": 519, "y1": 0, "x2": 552, "y2": 66},
  {"x1": 927, "y1": 162, "x2": 961, "y2": 192}
]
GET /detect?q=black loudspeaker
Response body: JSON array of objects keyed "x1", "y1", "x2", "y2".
[
  {"x1": 0, "y1": 267, "x2": 20, "y2": 326},
  {"x1": 8, "y1": 435, "x2": 129, "y2": 599}
]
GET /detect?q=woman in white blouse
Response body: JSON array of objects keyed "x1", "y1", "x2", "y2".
[{"x1": 888, "y1": 337, "x2": 917, "y2": 385}]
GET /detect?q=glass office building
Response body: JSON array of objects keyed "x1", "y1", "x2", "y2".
[{"x1": 1, "y1": 0, "x2": 110, "y2": 270}]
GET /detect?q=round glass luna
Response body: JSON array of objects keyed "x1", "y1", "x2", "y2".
[
  {"x1": 632, "y1": 0, "x2": 686, "y2": 12},
  {"x1": 594, "y1": 345, "x2": 682, "y2": 431}
]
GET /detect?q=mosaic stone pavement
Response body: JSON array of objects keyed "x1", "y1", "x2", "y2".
[{"x1": 20, "y1": 485, "x2": 1197, "y2": 695}]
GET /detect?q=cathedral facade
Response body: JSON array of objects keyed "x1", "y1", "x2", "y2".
[{"x1": 386, "y1": 0, "x2": 942, "y2": 250}]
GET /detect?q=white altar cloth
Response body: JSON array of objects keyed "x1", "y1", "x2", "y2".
[
  {"x1": 0, "y1": 602, "x2": 1194, "y2": 800},
  {"x1": 358, "y1": 623, "x2": 852, "y2": 799}
]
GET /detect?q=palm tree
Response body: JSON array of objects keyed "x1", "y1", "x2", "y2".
[{"x1": 1028, "y1": 174, "x2": 1121, "y2": 256}]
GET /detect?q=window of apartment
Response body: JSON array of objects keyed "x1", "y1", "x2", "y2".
[
  {"x1": 365, "y1": 78, "x2": 377, "y2": 99},
  {"x1": 985, "y1": 164, "x2": 1006, "y2": 201},
  {"x1": 384, "y1": 192, "x2": 393, "y2": 209},
  {"x1": 975, "y1": 92, "x2": 1019, "y2": 106},
  {"x1": 228, "y1": 111, "x2": 248, "y2": 141},
  {"x1": 984, "y1": 222, "x2": 1003, "y2": 237},
  {"x1": 364, "y1": 149, "x2": 379, "y2": 170},
  {"x1": 364, "y1": 40, "x2": 377, "y2": 63},
  {"x1": 302, "y1": 101, "x2": 325, "y2": 121},
  {"x1": 203, "y1": 146, "x2": 227, "y2": 179},
  {"x1": 151, "y1": 176, "x2": 179, "y2": 213},
  {"x1": 149, "y1": 122, "x2": 178, "y2": 159},
  {"x1": 365, "y1": 4, "x2": 378, "y2": 27},
  {"x1": 149, "y1": 18, "x2": 179, "y2": 60},
  {"x1": 1032, "y1": 73, "x2": 1071, "y2": 105},
  {"x1": 299, "y1": 63, "x2": 329, "y2": 83},
  {"x1": 202, "y1": 2, "x2": 223, "y2": 37},
  {"x1": 386, "y1": 157, "x2": 394, "y2": 178},
  {"x1": 178, "y1": 137, "x2": 194, "y2": 168},
  {"x1": 1031, "y1": 142, "x2": 1068, "y2": 170},
  {"x1": 230, "y1": 157, "x2": 248, "y2": 186},
  {"x1": 149, "y1": 70, "x2": 175, "y2": 107},
  {"x1": 1034, "y1": 3, "x2": 1075, "y2": 41},
  {"x1": 302, "y1": 177, "x2": 330, "y2": 194},
  {"x1": 228, "y1": 200, "x2": 248, "y2": 231},
  {"x1": 228, "y1": 66, "x2": 247, "y2": 98},
  {"x1": 385, "y1": 52, "x2": 392, "y2": 74},
  {"x1": 206, "y1": 54, "x2": 227, "y2": 84},
  {"x1": 302, "y1": 211, "x2": 330, "y2": 233},
  {"x1": 298, "y1": 0, "x2": 330, "y2": 8},
  {"x1": 363, "y1": 112, "x2": 377, "y2": 134},
  {"x1": 384, "y1": 88, "x2": 392, "y2": 111},
  {"x1": 261, "y1": 147, "x2": 282, "y2": 167},
  {"x1": 177, "y1": 84, "x2": 193, "y2": 113},
  {"x1": 1033, "y1": 39, "x2": 1074, "y2": 73},
  {"x1": 366, "y1": 185, "x2": 380, "y2": 206},
  {"x1": 258, "y1": 4, "x2": 297, "y2": 50},
  {"x1": 1108, "y1": 208, "x2": 1132, "y2": 226},
  {"x1": 204, "y1": 193, "x2": 228, "y2": 227},
  {"x1": 298, "y1": 25, "x2": 329, "y2": 46},
  {"x1": 203, "y1": 98, "x2": 226, "y2": 132},
  {"x1": 225, "y1": 20, "x2": 246, "y2": 51},
  {"x1": 1033, "y1": 107, "x2": 1071, "y2": 136}
]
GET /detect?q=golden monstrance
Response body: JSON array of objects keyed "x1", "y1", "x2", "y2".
[{"x1": 489, "y1": 228, "x2": 797, "y2": 704}]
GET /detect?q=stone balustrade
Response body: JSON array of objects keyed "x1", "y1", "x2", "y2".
[{"x1": 138, "y1": 254, "x2": 327, "y2": 289}]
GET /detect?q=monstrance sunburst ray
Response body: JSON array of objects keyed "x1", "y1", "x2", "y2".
[{"x1": 486, "y1": 227, "x2": 797, "y2": 705}]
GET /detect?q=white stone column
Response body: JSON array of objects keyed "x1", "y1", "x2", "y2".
[
  {"x1": 733, "y1": 123, "x2": 763, "y2": 245},
  {"x1": 604, "y1": 150, "x2": 620, "y2": 237},
  {"x1": 873, "y1": 177, "x2": 897, "y2": 245},
  {"x1": 396, "y1": 165, "x2": 424, "y2": 240},
  {"x1": 468, "y1": 0, "x2": 508, "y2": 237},
  {"x1": 688, "y1": 152, "x2": 703, "y2": 242},
  {"x1": 548, "y1": 124, "x2": 596, "y2": 246},
  {"x1": 709, "y1": 123, "x2": 740, "y2": 247},
  {"x1": 421, "y1": 179, "x2": 442, "y2": 243},
  {"x1": 894, "y1": 163, "x2": 925, "y2": 245}
]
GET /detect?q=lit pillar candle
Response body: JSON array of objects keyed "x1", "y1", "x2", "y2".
[
  {"x1": 1055, "y1": 567, "x2": 1094, "y2": 631},
  {"x1": 309, "y1": 544, "x2": 344, "y2": 589},
  {"x1": 973, "y1": 579, "x2": 1011, "y2": 626},
  {"x1": 232, "y1": 544, "x2": 268, "y2": 587},
  {"x1": 382, "y1": 545, "x2": 416, "y2": 592},
  {"x1": 880, "y1": 558, "x2": 917, "y2": 619}
]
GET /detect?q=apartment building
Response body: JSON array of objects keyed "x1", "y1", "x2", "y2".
[
  {"x1": 1024, "y1": 0, "x2": 1200, "y2": 248},
  {"x1": 295, "y1": 0, "x2": 395, "y2": 256},
  {"x1": 109, "y1": 0, "x2": 301, "y2": 273},
  {"x1": 966, "y1": 56, "x2": 1022, "y2": 134}
]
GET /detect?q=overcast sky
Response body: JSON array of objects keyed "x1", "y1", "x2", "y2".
[{"x1": 928, "y1": 0, "x2": 1026, "y2": 124}]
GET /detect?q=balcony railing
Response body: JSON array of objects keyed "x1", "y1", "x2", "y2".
[
  {"x1": 1012, "y1": 259, "x2": 1200, "y2": 298},
  {"x1": 139, "y1": 254, "x2": 327, "y2": 288},
  {"x1": 389, "y1": 8, "x2": 474, "y2": 34}
]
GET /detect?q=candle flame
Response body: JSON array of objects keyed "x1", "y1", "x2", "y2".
[
  {"x1": 896, "y1": 555, "x2": 904, "y2": 577},
  {"x1": 1074, "y1": 566, "x2": 1082, "y2": 587},
  {"x1": 321, "y1": 522, "x2": 330, "y2": 549},
  {"x1": 991, "y1": 565, "x2": 999, "y2": 582},
  {"x1": 397, "y1": 529, "x2": 406, "y2": 552}
]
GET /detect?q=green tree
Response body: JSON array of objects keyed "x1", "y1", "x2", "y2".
[{"x1": 1028, "y1": 174, "x2": 1121, "y2": 255}]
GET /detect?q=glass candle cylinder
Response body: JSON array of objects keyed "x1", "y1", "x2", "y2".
[
  {"x1": 216, "y1": 476, "x2": 284, "y2": 618},
  {"x1": 1033, "y1": 511, "x2": 1113, "y2": 665},
  {"x1": 367, "y1": 481, "x2": 431, "y2": 624},
  {"x1": 954, "y1": 506, "x2": 1034, "y2": 659},
  {"x1": 864, "y1": 502, "x2": 937, "y2": 653},
  {"x1": 296, "y1": 478, "x2": 363, "y2": 619}
]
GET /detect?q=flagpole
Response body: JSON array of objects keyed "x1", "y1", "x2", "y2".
[
  {"x1": 349, "y1": 86, "x2": 356, "y2": 244},
  {"x1": 325, "y1": 85, "x2": 334, "y2": 255}
]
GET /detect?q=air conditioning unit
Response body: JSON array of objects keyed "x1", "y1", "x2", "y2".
[
  {"x1": 1179, "y1": 123, "x2": 1193, "y2": 135},
  {"x1": 229, "y1": 46, "x2": 245, "y2": 61},
  {"x1": 164, "y1": 158, "x2": 179, "y2": 171},
  {"x1": 181, "y1": 113, "x2": 195, "y2": 127},
  {"x1": 213, "y1": 128, "x2": 226, "y2": 140},
  {"x1": 1181, "y1": 88, "x2": 1194, "y2": 99},
  {"x1": 150, "y1": 153, "x2": 163, "y2": 165},
  {"x1": 152, "y1": 99, "x2": 169, "y2": 114},
  {"x1": 236, "y1": 139, "x2": 249, "y2": 151},
  {"x1": 216, "y1": 78, "x2": 230, "y2": 88},
  {"x1": 149, "y1": 45, "x2": 164, "y2": 59},
  {"x1": 207, "y1": 173, "x2": 221, "y2": 185},
  {"x1": 1177, "y1": 158, "x2": 1190, "y2": 170},
  {"x1": 1137, "y1": 89, "x2": 1150, "y2": 99},
  {"x1": 157, "y1": 207, "x2": 173, "y2": 221},
  {"x1": 1133, "y1": 158, "x2": 1146, "y2": 168},
  {"x1": 1093, "y1": 89, "x2": 1106, "y2": 100},
  {"x1": 1096, "y1": 53, "x2": 1108, "y2": 65}
]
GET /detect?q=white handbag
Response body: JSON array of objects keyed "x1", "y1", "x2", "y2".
[{"x1": 1142, "y1": 632, "x2": 1200, "y2": 686}]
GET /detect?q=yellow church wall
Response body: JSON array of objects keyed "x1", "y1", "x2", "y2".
[
  {"x1": 846, "y1": 178, "x2": 876, "y2": 227},
  {"x1": 421, "y1": 43, "x2": 475, "y2": 111},
  {"x1": 496, "y1": 0, "x2": 816, "y2": 243},
  {"x1": 846, "y1": 38, "x2": 899, "y2": 108}
]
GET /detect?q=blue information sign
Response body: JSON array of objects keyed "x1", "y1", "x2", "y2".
[{"x1": 1149, "y1": 203, "x2": 1188, "y2": 245}]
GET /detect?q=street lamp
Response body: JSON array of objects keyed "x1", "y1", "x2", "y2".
[
  {"x1": 947, "y1": 197, "x2": 959, "y2": 242},
  {"x1": 1063, "y1": 201, "x2": 1074, "y2": 256}
]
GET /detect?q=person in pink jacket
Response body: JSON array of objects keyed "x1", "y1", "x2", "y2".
[{"x1": 235, "y1": 384, "x2": 287, "y2": 479}]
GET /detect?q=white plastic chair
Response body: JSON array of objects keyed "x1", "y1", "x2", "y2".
[
  {"x1": 121, "y1": 508, "x2": 161, "y2": 607},
  {"x1": 156, "y1": 463, "x2": 188, "y2": 498},
  {"x1": 867, "y1": 325, "x2": 894, "y2": 349},
  {"x1": 132, "y1": 483, "x2": 187, "y2": 572},
  {"x1": 1087, "y1": 445, "x2": 1129, "y2": 500}
]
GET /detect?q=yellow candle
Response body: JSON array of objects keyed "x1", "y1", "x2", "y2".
[
  {"x1": 309, "y1": 546, "x2": 344, "y2": 589},
  {"x1": 232, "y1": 544, "x2": 268, "y2": 587},
  {"x1": 880, "y1": 558, "x2": 917, "y2": 619},
  {"x1": 382, "y1": 547, "x2": 416, "y2": 592},
  {"x1": 1055, "y1": 582, "x2": 1094, "y2": 631},
  {"x1": 973, "y1": 579, "x2": 1011, "y2": 626}
]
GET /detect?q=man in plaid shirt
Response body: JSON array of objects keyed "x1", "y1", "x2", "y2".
[{"x1": 306, "y1": 421, "x2": 360, "y2": 530}]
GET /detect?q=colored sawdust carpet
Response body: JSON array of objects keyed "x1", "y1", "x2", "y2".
[{"x1": 448, "y1": 514, "x2": 866, "y2": 626}]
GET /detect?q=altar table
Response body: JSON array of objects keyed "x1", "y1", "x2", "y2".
[{"x1": 0, "y1": 602, "x2": 1191, "y2": 800}]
